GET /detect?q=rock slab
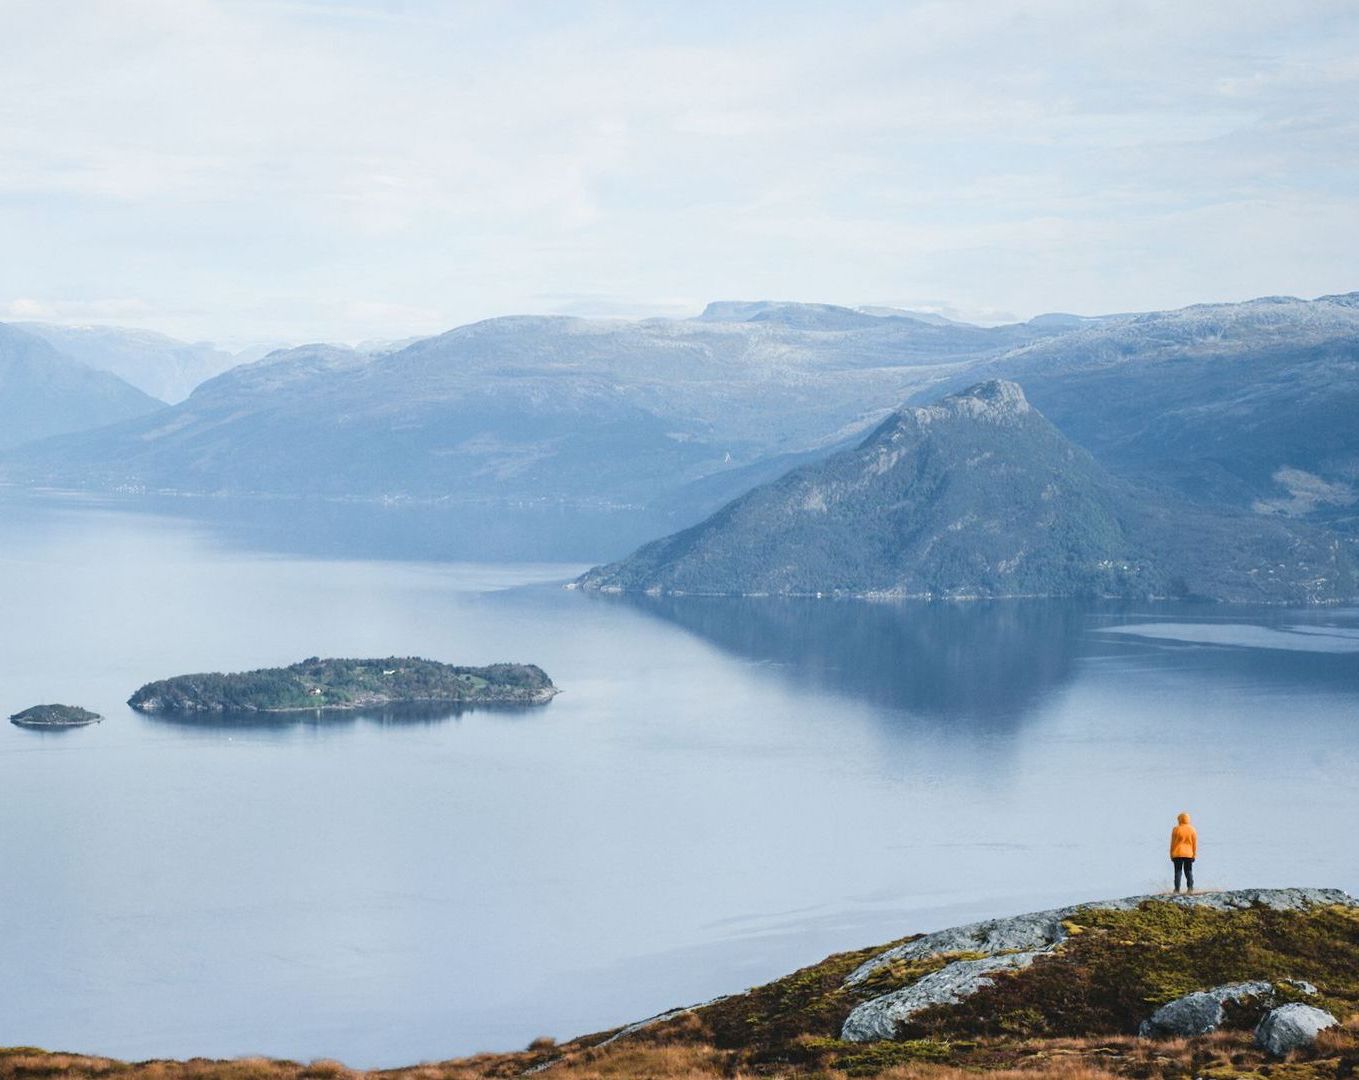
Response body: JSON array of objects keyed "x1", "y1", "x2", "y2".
[
  {"x1": 841, "y1": 952, "x2": 1042, "y2": 1042},
  {"x1": 1254, "y1": 1004, "x2": 1338, "y2": 1056},
  {"x1": 1139, "y1": 982, "x2": 1274, "y2": 1038}
]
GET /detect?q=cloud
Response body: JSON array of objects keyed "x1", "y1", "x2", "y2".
[
  {"x1": 2, "y1": 296, "x2": 158, "y2": 322},
  {"x1": 529, "y1": 293, "x2": 702, "y2": 319},
  {"x1": 0, "y1": 0, "x2": 1355, "y2": 341}
]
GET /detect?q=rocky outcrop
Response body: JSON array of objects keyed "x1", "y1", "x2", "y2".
[
  {"x1": 844, "y1": 888, "x2": 1353, "y2": 990},
  {"x1": 840, "y1": 889, "x2": 1356, "y2": 1044},
  {"x1": 843, "y1": 909, "x2": 1067, "y2": 989},
  {"x1": 1254, "y1": 1003, "x2": 1339, "y2": 1056},
  {"x1": 842, "y1": 953, "x2": 1041, "y2": 1042},
  {"x1": 1138, "y1": 982, "x2": 1274, "y2": 1038}
]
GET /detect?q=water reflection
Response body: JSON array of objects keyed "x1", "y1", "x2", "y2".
[
  {"x1": 136, "y1": 700, "x2": 550, "y2": 731},
  {"x1": 7, "y1": 721, "x2": 96, "y2": 736},
  {"x1": 613, "y1": 595, "x2": 1087, "y2": 722}
]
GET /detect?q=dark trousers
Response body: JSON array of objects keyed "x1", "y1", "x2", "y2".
[{"x1": 1173, "y1": 857, "x2": 1195, "y2": 892}]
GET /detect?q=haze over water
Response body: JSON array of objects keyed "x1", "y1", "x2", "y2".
[{"x1": 1, "y1": 492, "x2": 1356, "y2": 1067}]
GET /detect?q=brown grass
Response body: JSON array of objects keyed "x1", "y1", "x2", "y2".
[{"x1": 8, "y1": 1027, "x2": 1359, "y2": 1080}]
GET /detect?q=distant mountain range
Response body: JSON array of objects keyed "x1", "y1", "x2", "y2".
[
  {"x1": 0, "y1": 323, "x2": 164, "y2": 450},
  {"x1": 0, "y1": 306, "x2": 1060, "y2": 516},
  {"x1": 973, "y1": 293, "x2": 1359, "y2": 532},
  {"x1": 1, "y1": 292, "x2": 1355, "y2": 583},
  {"x1": 16, "y1": 323, "x2": 242, "y2": 404},
  {"x1": 577, "y1": 381, "x2": 1353, "y2": 603}
]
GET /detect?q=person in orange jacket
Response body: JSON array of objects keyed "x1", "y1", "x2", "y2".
[{"x1": 1170, "y1": 812, "x2": 1198, "y2": 894}]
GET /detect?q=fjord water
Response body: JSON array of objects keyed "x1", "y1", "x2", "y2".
[{"x1": 1, "y1": 494, "x2": 1357, "y2": 1066}]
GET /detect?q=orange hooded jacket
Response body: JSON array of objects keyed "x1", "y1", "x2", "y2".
[{"x1": 1170, "y1": 813, "x2": 1197, "y2": 859}]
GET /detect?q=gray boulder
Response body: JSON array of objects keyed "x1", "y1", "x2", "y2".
[
  {"x1": 841, "y1": 952, "x2": 1041, "y2": 1042},
  {"x1": 1138, "y1": 982, "x2": 1274, "y2": 1038},
  {"x1": 1254, "y1": 1003, "x2": 1338, "y2": 1056}
]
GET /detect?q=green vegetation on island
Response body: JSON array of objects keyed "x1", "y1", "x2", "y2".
[
  {"x1": 126, "y1": 657, "x2": 557, "y2": 714},
  {"x1": 8, "y1": 704, "x2": 101, "y2": 727}
]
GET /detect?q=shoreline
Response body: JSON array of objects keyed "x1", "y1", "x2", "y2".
[{"x1": 131, "y1": 687, "x2": 561, "y2": 715}]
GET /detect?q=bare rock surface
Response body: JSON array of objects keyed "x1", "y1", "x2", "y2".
[
  {"x1": 841, "y1": 952, "x2": 1042, "y2": 1042},
  {"x1": 1255, "y1": 1003, "x2": 1339, "y2": 1056},
  {"x1": 1138, "y1": 982, "x2": 1274, "y2": 1038}
]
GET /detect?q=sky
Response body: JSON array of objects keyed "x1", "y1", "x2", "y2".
[{"x1": 1, "y1": 0, "x2": 1357, "y2": 344}]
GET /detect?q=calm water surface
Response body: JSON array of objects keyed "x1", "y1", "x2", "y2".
[{"x1": 1, "y1": 493, "x2": 1357, "y2": 1065}]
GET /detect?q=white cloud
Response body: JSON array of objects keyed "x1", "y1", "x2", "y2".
[{"x1": 0, "y1": 0, "x2": 1355, "y2": 341}]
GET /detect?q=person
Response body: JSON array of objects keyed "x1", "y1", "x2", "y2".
[{"x1": 1170, "y1": 812, "x2": 1198, "y2": 894}]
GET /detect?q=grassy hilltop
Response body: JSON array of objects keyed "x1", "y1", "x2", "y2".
[{"x1": 7, "y1": 890, "x2": 1359, "y2": 1080}]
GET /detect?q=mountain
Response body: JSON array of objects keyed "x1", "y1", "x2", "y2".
[
  {"x1": 0, "y1": 323, "x2": 166, "y2": 450},
  {"x1": 856, "y1": 304, "x2": 972, "y2": 326},
  {"x1": 13, "y1": 888, "x2": 1359, "y2": 1079},
  {"x1": 976, "y1": 294, "x2": 1359, "y2": 533},
  {"x1": 16, "y1": 323, "x2": 241, "y2": 404},
  {"x1": 694, "y1": 300, "x2": 944, "y2": 330},
  {"x1": 1024, "y1": 311, "x2": 1108, "y2": 329},
  {"x1": 0, "y1": 308, "x2": 1057, "y2": 518},
  {"x1": 576, "y1": 381, "x2": 1354, "y2": 602},
  {"x1": 3, "y1": 293, "x2": 1357, "y2": 562}
]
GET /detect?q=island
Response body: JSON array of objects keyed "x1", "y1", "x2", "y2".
[
  {"x1": 126, "y1": 657, "x2": 559, "y2": 713},
  {"x1": 9, "y1": 704, "x2": 102, "y2": 727}
]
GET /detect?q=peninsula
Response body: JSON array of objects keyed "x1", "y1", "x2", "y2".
[
  {"x1": 577, "y1": 381, "x2": 1355, "y2": 604},
  {"x1": 127, "y1": 657, "x2": 558, "y2": 713},
  {"x1": 8, "y1": 704, "x2": 102, "y2": 727}
]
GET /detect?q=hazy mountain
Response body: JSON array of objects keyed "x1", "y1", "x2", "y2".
[
  {"x1": 17, "y1": 323, "x2": 241, "y2": 404},
  {"x1": 1024, "y1": 312, "x2": 1108, "y2": 329},
  {"x1": 0, "y1": 308, "x2": 1058, "y2": 515},
  {"x1": 0, "y1": 323, "x2": 165, "y2": 450},
  {"x1": 856, "y1": 305, "x2": 971, "y2": 326},
  {"x1": 3, "y1": 293, "x2": 1356, "y2": 563},
  {"x1": 693, "y1": 300, "x2": 1014, "y2": 338},
  {"x1": 576, "y1": 381, "x2": 1354, "y2": 603},
  {"x1": 977, "y1": 294, "x2": 1359, "y2": 532}
]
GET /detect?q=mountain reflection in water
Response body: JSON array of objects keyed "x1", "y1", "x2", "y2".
[{"x1": 612, "y1": 595, "x2": 1086, "y2": 722}]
